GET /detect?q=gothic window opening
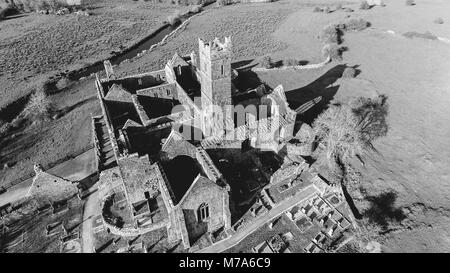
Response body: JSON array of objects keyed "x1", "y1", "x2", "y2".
[
  {"x1": 198, "y1": 203, "x2": 209, "y2": 222},
  {"x1": 220, "y1": 65, "x2": 224, "y2": 76}
]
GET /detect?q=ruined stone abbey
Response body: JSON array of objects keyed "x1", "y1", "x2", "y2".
[{"x1": 92, "y1": 37, "x2": 299, "y2": 249}]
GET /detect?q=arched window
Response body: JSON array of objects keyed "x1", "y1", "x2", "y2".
[{"x1": 198, "y1": 203, "x2": 209, "y2": 222}]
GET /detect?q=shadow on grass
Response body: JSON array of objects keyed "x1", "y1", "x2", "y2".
[
  {"x1": 363, "y1": 191, "x2": 406, "y2": 230},
  {"x1": 285, "y1": 64, "x2": 347, "y2": 125}
]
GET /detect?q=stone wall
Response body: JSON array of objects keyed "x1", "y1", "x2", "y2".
[
  {"x1": 195, "y1": 148, "x2": 222, "y2": 182},
  {"x1": 156, "y1": 162, "x2": 183, "y2": 244},
  {"x1": 132, "y1": 95, "x2": 151, "y2": 126},
  {"x1": 179, "y1": 177, "x2": 230, "y2": 246},
  {"x1": 175, "y1": 82, "x2": 201, "y2": 116},
  {"x1": 136, "y1": 82, "x2": 177, "y2": 100},
  {"x1": 95, "y1": 75, "x2": 122, "y2": 158},
  {"x1": 240, "y1": 0, "x2": 276, "y2": 3},
  {"x1": 101, "y1": 207, "x2": 169, "y2": 238},
  {"x1": 253, "y1": 56, "x2": 331, "y2": 72},
  {"x1": 104, "y1": 70, "x2": 167, "y2": 93}
]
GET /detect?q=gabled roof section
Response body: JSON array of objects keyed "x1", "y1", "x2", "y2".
[
  {"x1": 266, "y1": 84, "x2": 290, "y2": 115},
  {"x1": 272, "y1": 84, "x2": 287, "y2": 102},
  {"x1": 122, "y1": 119, "x2": 142, "y2": 130},
  {"x1": 104, "y1": 84, "x2": 133, "y2": 103},
  {"x1": 161, "y1": 129, "x2": 197, "y2": 159},
  {"x1": 178, "y1": 174, "x2": 223, "y2": 205},
  {"x1": 170, "y1": 52, "x2": 189, "y2": 68}
]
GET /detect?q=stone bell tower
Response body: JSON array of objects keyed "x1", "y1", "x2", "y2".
[{"x1": 198, "y1": 37, "x2": 232, "y2": 136}]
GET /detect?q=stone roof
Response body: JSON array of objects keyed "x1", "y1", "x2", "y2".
[
  {"x1": 178, "y1": 174, "x2": 222, "y2": 205},
  {"x1": 119, "y1": 154, "x2": 160, "y2": 205},
  {"x1": 169, "y1": 52, "x2": 189, "y2": 68},
  {"x1": 294, "y1": 123, "x2": 313, "y2": 143},
  {"x1": 161, "y1": 130, "x2": 197, "y2": 160},
  {"x1": 122, "y1": 119, "x2": 142, "y2": 130},
  {"x1": 104, "y1": 84, "x2": 133, "y2": 103},
  {"x1": 27, "y1": 165, "x2": 78, "y2": 201}
]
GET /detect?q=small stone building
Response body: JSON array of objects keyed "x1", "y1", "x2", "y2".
[{"x1": 27, "y1": 164, "x2": 78, "y2": 202}]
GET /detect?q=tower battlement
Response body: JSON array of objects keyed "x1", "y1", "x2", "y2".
[{"x1": 198, "y1": 37, "x2": 232, "y2": 60}]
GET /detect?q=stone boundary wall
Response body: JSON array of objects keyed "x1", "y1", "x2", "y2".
[
  {"x1": 133, "y1": 8, "x2": 209, "y2": 63},
  {"x1": 91, "y1": 115, "x2": 101, "y2": 173},
  {"x1": 379, "y1": 28, "x2": 450, "y2": 45},
  {"x1": 240, "y1": 0, "x2": 275, "y2": 3},
  {"x1": 109, "y1": 69, "x2": 167, "y2": 85},
  {"x1": 99, "y1": 189, "x2": 169, "y2": 237},
  {"x1": 252, "y1": 56, "x2": 331, "y2": 72},
  {"x1": 101, "y1": 211, "x2": 169, "y2": 237}
]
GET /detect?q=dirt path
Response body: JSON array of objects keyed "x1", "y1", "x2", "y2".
[
  {"x1": 81, "y1": 187, "x2": 99, "y2": 253},
  {"x1": 197, "y1": 186, "x2": 318, "y2": 253}
]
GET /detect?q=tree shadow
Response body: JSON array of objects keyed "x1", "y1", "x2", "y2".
[
  {"x1": 129, "y1": 235, "x2": 140, "y2": 245},
  {"x1": 285, "y1": 64, "x2": 347, "y2": 125},
  {"x1": 298, "y1": 60, "x2": 309, "y2": 65},
  {"x1": 54, "y1": 96, "x2": 97, "y2": 118},
  {"x1": 363, "y1": 191, "x2": 406, "y2": 230},
  {"x1": 1, "y1": 13, "x2": 27, "y2": 21},
  {"x1": 0, "y1": 7, "x2": 21, "y2": 19},
  {"x1": 271, "y1": 60, "x2": 283, "y2": 68}
]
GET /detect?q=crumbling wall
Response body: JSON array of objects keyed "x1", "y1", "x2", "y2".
[
  {"x1": 136, "y1": 83, "x2": 177, "y2": 100},
  {"x1": 104, "y1": 70, "x2": 166, "y2": 93}
]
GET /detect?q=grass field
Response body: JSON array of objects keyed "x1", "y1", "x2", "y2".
[
  {"x1": 0, "y1": 0, "x2": 192, "y2": 108},
  {"x1": 2, "y1": 0, "x2": 450, "y2": 252}
]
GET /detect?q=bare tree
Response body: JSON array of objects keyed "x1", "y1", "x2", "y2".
[
  {"x1": 314, "y1": 102, "x2": 361, "y2": 167},
  {"x1": 351, "y1": 94, "x2": 389, "y2": 149},
  {"x1": 313, "y1": 95, "x2": 388, "y2": 171},
  {"x1": 24, "y1": 89, "x2": 52, "y2": 119}
]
